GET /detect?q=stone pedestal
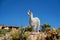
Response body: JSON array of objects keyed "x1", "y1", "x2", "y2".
[{"x1": 29, "y1": 32, "x2": 40, "y2": 40}]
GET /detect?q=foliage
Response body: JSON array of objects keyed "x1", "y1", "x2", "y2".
[
  {"x1": 41, "y1": 23, "x2": 51, "y2": 32},
  {"x1": 25, "y1": 26, "x2": 33, "y2": 32},
  {"x1": 7, "y1": 36, "x2": 13, "y2": 40},
  {"x1": 10, "y1": 29, "x2": 19, "y2": 39},
  {"x1": 18, "y1": 27, "x2": 30, "y2": 40},
  {"x1": 23, "y1": 32, "x2": 30, "y2": 40},
  {"x1": 0, "y1": 25, "x2": 60, "y2": 40},
  {"x1": 17, "y1": 27, "x2": 27, "y2": 40},
  {"x1": 0, "y1": 24, "x2": 4, "y2": 26},
  {"x1": 56, "y1": 28, "x2": 60, "y2": 36},
  {"x1": 7, "y1": 28, "x2": 12, "y2": 32},
  {"x1": 36, "y1": 36, "x2": 40, "y2": 40},
  {"x1": 56, "y1": 28, "x2": 60, "y2": 34},
  {"x1": 0, "y1": 29, "x2": 8, "y2": 37}
]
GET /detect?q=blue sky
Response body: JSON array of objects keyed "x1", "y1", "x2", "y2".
[{"x1": 0, "y1": 0, "x2": 60, "y2": 28}]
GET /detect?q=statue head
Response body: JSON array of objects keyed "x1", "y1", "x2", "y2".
[{"x1": 27, "y1": 10, "x2": 32, "y2": 16}]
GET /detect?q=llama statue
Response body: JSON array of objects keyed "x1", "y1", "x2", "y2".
[{"x1": 27, "y1": 10, "x2": 40, "y2": 31}]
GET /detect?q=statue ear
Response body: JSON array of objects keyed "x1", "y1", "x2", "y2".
[
  {"x1": 29, "y1": 10, "x2": 31, "y2": 12},
  {"x1": 27, "y1": 10, "x2": 32, "y2": 15},
  {"x1": 27, "y1": 11, "x2": 29, "y2": 15}
]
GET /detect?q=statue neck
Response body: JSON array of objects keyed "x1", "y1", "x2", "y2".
[
  {"x1": 30, "y1": 14, "x2": 33, "y2": 26},
  {"x1": 30, "y1": 14, "x2": 33, "y2": 19}
]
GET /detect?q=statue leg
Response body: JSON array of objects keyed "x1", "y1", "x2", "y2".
[
  {"x1": 33, "y1": 25, "x2": 37, "y2": 32},
  {"x1": 37, "y1": 27, "x2": 39, "y2": 32}
]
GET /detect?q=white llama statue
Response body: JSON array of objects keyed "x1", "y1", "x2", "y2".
[{"x1": 27, "y1": 10, "x2": 40, "y2": 31}]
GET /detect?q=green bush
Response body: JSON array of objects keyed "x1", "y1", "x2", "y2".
[
  {"x1": 10, "y1": 29, "x2": 19, "y2": 39},
  {"x1": 0, "y1": 29, "x2": 7, "y2": 36}
]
